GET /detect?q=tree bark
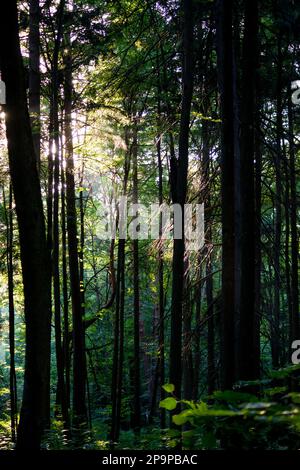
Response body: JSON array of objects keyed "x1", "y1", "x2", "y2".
[
  {"x1": 29, "y1": 0, "x2": 41, "y2": 170},
  {"x1": 3, "y1": 185, "x2": 18, "y2": 442},
  {"x1": 132, "y1": 119, "x2": 141, "y2": 434},
  {"x1": 64, "y1": 35, "x2": 87, "y2": 423},
  {"x1": 216, "y1": 0, "x2": 236, "y2": 389},
  {"x1": 0, "y1": 0, "x2": 51, "y2": 449},
  {"x1": 237, "y1": 0, "x2": 259, "y2": 381},
  {"x1": 169, "y1": 0, "x2": 194, "y2": 406}
]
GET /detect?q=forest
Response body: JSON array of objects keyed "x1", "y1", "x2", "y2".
[{"x1": 0, "y1": 0, "x2": 300, "y2": 453}]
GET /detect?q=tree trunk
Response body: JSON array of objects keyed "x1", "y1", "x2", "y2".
[
  {"x1": 0, "y1": 0, "x2": 51, "y2": 449},
  {"x1": 61, "y1": 153, "x2": 70, "y2": 412},
  {"x1": 64, "y1": 36, "x2": 87, "y2": 423},
  {"x1": 272, "y1": 37, "x2": 283, "y2": 369},
  {"x1": 110, "y1": 128, "x2": 130, "y2": 443},
  {"x1": 29, "y1": 0, "x2": 40, "y2": 170},
  {"x1": 288, "y1": 98, "x2": 299, "y2": 344},
  {"x1": 3, "y1": 185, "x2": 18, "y2": 442},
  {"x1": 237, "y1": 0, "x2": 259, "y2": 381},
  {"x1": 132, "y1": 119, "x2": 141, "y2": 434},
  {"x1": 169, "y1": 0, "x2": 194, "y2": 406},
  {"x1": 216, "y1": 0, "x2": 236, "y2": 389}
]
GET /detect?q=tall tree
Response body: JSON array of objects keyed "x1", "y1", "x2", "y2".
[
  {"x1": 169, "y1": 0, "x2": 194, "y2": 405},
  {"x1": 0, "y1": 0, "x2": 51, "y2": 449},
  {"x1": 237, "y1": 0, "x2": 260, "y2": 381},
  {"x1": 216, "y1": 0, "x2": 236, "y2": 389},
  {"x1": 3, "y1": 185, "x2": 18, "y2": 442},
  {"x1": 29, "y1": 0, "x2": 41, "y2": 169},
  {"x1": 132, "y1": 118, "x2": 141, "y2": 433},
  {"x1": 64, "y1": 33, "x2": 87, "y2": 423}
]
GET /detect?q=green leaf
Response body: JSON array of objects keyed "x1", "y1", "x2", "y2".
[
  {"x1": 173, "y1": 413, "x2": 189, "y2": 426},
  {"x1": 159, "y1": 397, "x2": 177, "y2": 411},
  {"x1": 162, "y1": 383, "x2": 175, "y2": 393}
]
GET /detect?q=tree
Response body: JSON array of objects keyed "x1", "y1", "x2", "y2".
[
  {"x1": 216, "y1": 0, "x2": 236, "y2": 389},
  {"x1": 0, "y1": 0, "x2": 51, "y2": 449}
]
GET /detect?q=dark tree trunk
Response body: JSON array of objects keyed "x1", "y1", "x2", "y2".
[
  {"x1": 110, "y1": 129, "x2": 130, "y2": 443},
  {"x1": 3, "y1": 185, "x2": 18, "y2": 442},
  {"x1": 52, "y1": 77, "x2": 67, "y2": 423},
  {"x1": 61, "y1": 154, "x2": 70, "y2": 412},
  {"x1": 132, "y1": 120, "x2": 141, "y2": 434},
  {"x1": 169, "y1": 0, "x2": 194, "y2": 405},
  {"x1": 64, "y1": 37, "x2": 87, "y2": 423},
  {"x1": 183, "y1": 260, "x2": 194, "y2": 401},
  {"x1": 51, "y1": 0, "x2": 67, "y2": 423},
  {"x1": 202, "y1": 119, "x2": 215, "y2": 394},
  {"x1": 216, "y1": 0, "x2": 236, "y2": 389},
  {"x1": 29, "y1": 0, "x2": 40, "y2": 170},
  {"x1": 157, "y1": 110, "x2": 165, "y2": 428},
  {"x1": 288, "y1": 98, "x2": 299, "y2": 344},
  {"x1": 0, "y1": 0, "x2": 51, "y2": 449},
  {"x1": 193, "y1": 260, "x2": 202, "y2": 399},
  {"x1": 237, "y1": 0, "x2": 259, "y2": 381},
  {"x1": 254, "y1": 95, "x2": 262, "y2": 379},
  {"x1": 272, "y1": 37, "x2": 283, "y2": 369}
]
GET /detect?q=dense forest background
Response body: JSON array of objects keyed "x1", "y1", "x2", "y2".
[{"x1": 0, "y1": 0, "x2": 300, "y2": 451}]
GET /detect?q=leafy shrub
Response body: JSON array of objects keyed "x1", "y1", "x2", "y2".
[{"x1": 160, "y1": 370, "x2": 300, "y2": 450}]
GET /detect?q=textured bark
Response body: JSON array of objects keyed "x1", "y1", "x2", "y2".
[
  {"x1": 61, "y1": 155, "x2": 70, "y2": 411},
  {"x1": 216, "y1": 0, "x2": 236, "y2": 389},
  {"x1": 157, "y1": 109, "x2": 165, "y2": 428},
  {"x1": 3, "y1": 186, "x2": 18, "y2": 442},
  {"x1": 202, "y1": 121, "x2": 215, "y2": 394},
  {"x1": 0, "y1": 0, "x2": 51, "y2": 449},
  {"x1": 169, "y1": 0, "x2": 194, "y2": 405},
  {"x1": 110, "y1": 129, "x2": 130, "y2": 443},
  {"x1": 29, "y1": 0, "x2": 41, "y2": 169},
  {"x1": 237, "y1": 0, "x2": 259, "y2": 381},
  {"x1": 288, "y1": 98, "x2": 299, "y2": 344},
  {"x1": 132, "y1": 120, "x2": 141, "y2": 433},
  {"x1": 51, "y1": 0, "x2": 68, "y2": 423},
  {"x1": 272, "y1": 37, "x2": 283, "y2": 369},
  {"x1": 64, "y1": 36, "x2": 87, "y2": 422}
]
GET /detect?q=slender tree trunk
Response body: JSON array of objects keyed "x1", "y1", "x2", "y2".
[
  {"x1": 110, "y1": 130, "x2": 130, "y2": 442},
  {"x1": 216, "y1": 0, "x2": 236, "y2": 389},
  {"x1": 64, "y1": 36, "x2": 87, "y2": 423},
  {"x1": 237, "y1": 0, "x2": 259, "y2": 381},
  {"x1": 157, "y1": 111, "x2": 165, "y2": 428},
  {"x1": 3, "y1": 185, "x2": 18, "y2": 442},
  {"x1": 272, "y1": 37, "x2": 283, "y2": 369},
  {"x1": 202, "y1": 120, "x2": 215, "y2": 393},
  {"x1": 52, "y1": 78, "x2": 67, "y2": 422},
  {"x1": 61, "y1": 153, "x2": 70, "y2": 412},
  {"x1": 254, "y1": 95, "x2": 262, "y2": 378},
  {"x1": 284, "y1": 144, "x2": 292, "y2": 365},
  {"x1": 193, "y1": 261, "x2": 202, "y2": 399},
  {"x1": 183, "y1": 260, "x2": 194, "y2": 400},
  {"x1": 115, "y1": 237, "x2": 125, "y2": 439},
  {"x1": 288, "y1": 98, "x2": 299, "y2": 345},
  {"x1": 51, "y1": 0, "x2": 67, "y2": 423},
  {"x1": 169, "y1": 0, "x2": 194, "y2": 406},
  {"x1": 132, "y1": 119, "x2": 141, "y2": 433},
  {"x1": 79, "y1": 160, "x2": 85, "y2": 327},
  {"x1": 29, "y1": 0, "x2": 40, "y2": 169}
]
